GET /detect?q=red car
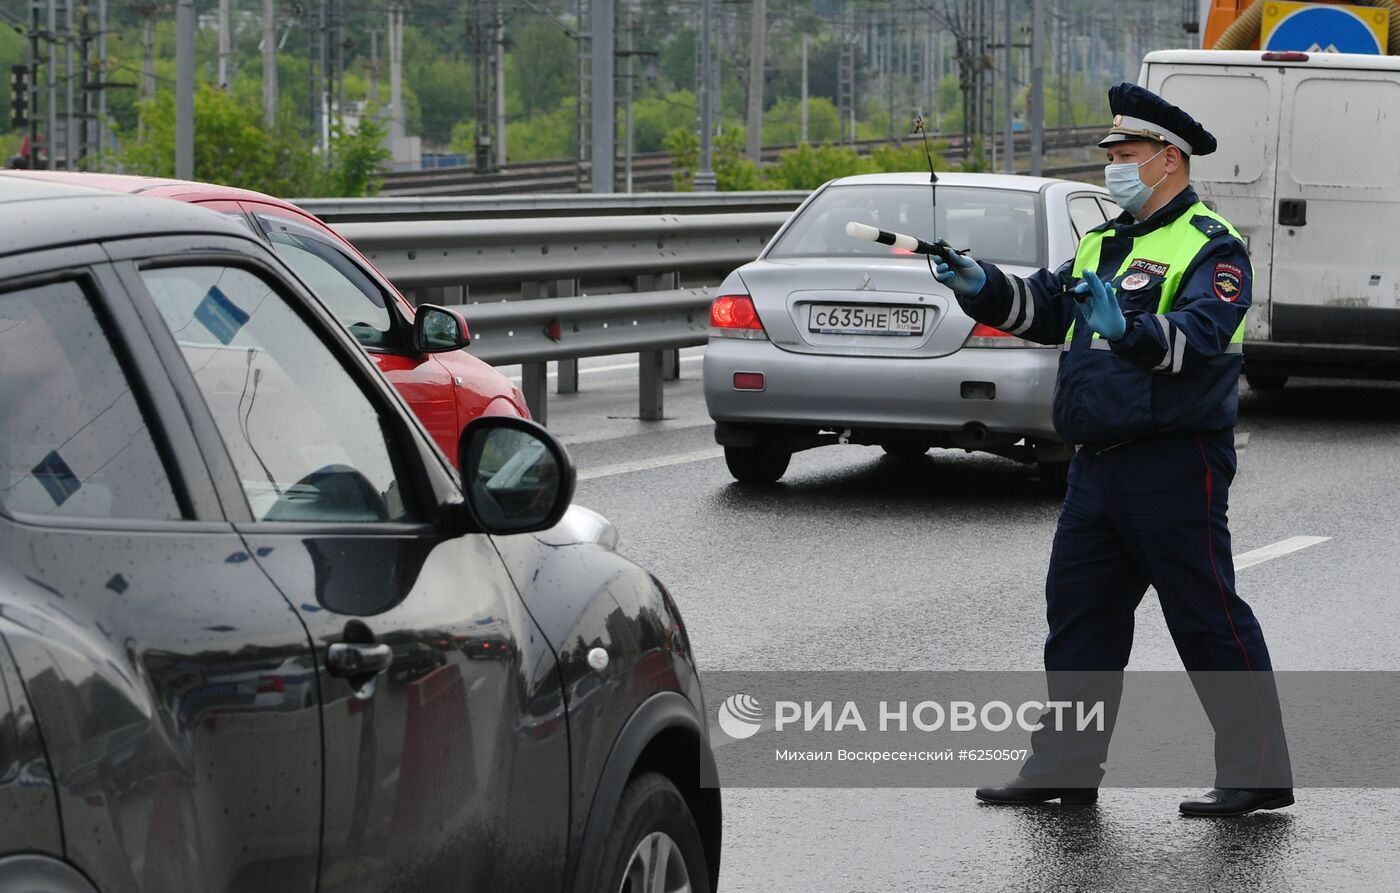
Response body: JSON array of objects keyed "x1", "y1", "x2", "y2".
[{"x1": 0, "y1": 171, "x2": 529, "y2": 465}]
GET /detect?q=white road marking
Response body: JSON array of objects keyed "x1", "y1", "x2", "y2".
[
  {"x1": 507, "y1": 354, "x2": 704, "y2": 383},
  {"x1": 578, "y1": 447, "x2": 725, "y2": 481},
  {"x1": 1234, "y1": 535, "x2": 1331, "y2": 570}
]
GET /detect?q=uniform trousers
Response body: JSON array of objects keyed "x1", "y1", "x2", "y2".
[{"x1": 1019, "y1": 430, "x2": 1293, "y2": 790}]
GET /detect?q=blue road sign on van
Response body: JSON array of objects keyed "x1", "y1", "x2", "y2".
[{"x1": 1263, "y1": 3, "x2": 1389, "y2": 54}]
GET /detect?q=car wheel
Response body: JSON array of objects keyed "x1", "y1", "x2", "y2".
[
  {"x1": 600, "y1": 772, "x2": 710, "y2": 893},
  {"x1": 1245, "y1": 372, "x2": 1288, "y2": 390},
  {"x1": 724, "y1": 444, "x2": 791, "y2": 483},
  {"x1": 881, "y1": 443, "x2": 930, "y2": 459},
  {"x1": 1037, "y1": 459, "x2": 1069, "y2": 496}
]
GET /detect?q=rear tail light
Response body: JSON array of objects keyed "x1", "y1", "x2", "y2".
[
  {"x1": 257, "y1": 675, "x2": 285, "y2": 694},
  {"x1": 1262, "y1": 52, "x2": 1308, "y2": 62},
  {"x1": 962, "y1": 322, "x2": 1050, "y2": 349},
  {"x1": 710, "y1": 294, "x2": 769, "y2": 340}
]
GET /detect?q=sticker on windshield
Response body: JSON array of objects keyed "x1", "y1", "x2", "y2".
[
  {"x1": 193, "y1": 285, "x2": 251, "y2": 344},
  {"x1": 30, "y1": 450, "x2": 81, "y2": 507}
]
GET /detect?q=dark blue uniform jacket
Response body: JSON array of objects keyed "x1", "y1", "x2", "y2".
[{"x1": 955, "y1": 188, "x2": 1252, "y2": 446}]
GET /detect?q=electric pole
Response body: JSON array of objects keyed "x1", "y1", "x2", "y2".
[
  {"x1": 496, "y1": 9, "x2": 506, "y2": 168},
  {"x1": 694, "y1": 0, "x2": 715, "y2": 190},
  {"x1": 219, "y1": 0, "x2": 233, "y2": 90},
  {"x1": 744, "y1": 0, "x2": 766, "y2": 162},
  {"x1": 369, "y1": 28, "x2": 379, "y2": 106},
  {"x1": 263, "y1": 0, "x2": 278, "y2": 126},
  {"x1": 589, "y1": 0, "x2": 614, "y2": 192},
  {"x1": 1001, "y1": 0, "x2": 1013, "y2": 172},
  {"x1": 1030, "y1": 0, "x2": 1044, "y2": 176},
  {"x1": 389, "y1": 2, "x2": 404, "y2": 146},
  {"x1": 800, "y1": 31, "x2": 808, "y2": 144},
  {"x1": 176, "y1": 0, "x2": 194, "y2": 179}
]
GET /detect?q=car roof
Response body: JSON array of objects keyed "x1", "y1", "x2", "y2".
[
  {"x1": 0, "y1": 175, "x2": 261, "y2": 258},
  {"x1": 824, "y1": 171, "x2": 1070, "y2": 192},
  {"x1": 0, "y1": 169, "x2": 296, "y2": 206}
]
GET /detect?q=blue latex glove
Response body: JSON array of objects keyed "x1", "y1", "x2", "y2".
[
  {"x1": 933, "y1": 249, "x2": 987, "y2": 297},
  {"x1": 1073, "y1": 269, "x2": 1127, "y2": 341}
]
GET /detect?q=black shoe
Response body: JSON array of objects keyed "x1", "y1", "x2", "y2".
[
  {"x1": 1179, "y1": 788, "x2": 1295, "y2": 817},
  {"x1": 975, "y1": 776, "x2": 1097, "y2": 806}
]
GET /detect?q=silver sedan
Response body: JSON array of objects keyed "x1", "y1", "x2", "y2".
[{"x1": 703, "y1": 171, "x2": 1119, "y2": 487}]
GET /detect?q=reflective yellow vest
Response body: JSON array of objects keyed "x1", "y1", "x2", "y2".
[{"x1": 1064, "y1": 201, "x2": 1248, "y2": 346}]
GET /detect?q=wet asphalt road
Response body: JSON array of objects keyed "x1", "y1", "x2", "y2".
[{"x1": 513, "y1": 352, "x2": 1400, "y2": 891}]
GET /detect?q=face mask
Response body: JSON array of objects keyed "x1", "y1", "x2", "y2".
[{"x1": 1104, "y1": 147, "x2": 1168, "y2": 216}]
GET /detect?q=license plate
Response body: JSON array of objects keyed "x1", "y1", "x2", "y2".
[{"x1": 807, "y1": 304, "x2": 925, "y2": 336}]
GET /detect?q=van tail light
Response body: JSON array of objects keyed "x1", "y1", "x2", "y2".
[
  {"x1": 1261, "y1": 52, "x2": 1308, "y2": 62},
  {"x1": 962, "y1": 322, "x2": 1050, "y2": 349},
  {"x1": 710, "y1": 294, "x2": 769, "y2": 340}
]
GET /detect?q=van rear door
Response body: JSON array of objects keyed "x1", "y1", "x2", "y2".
[
  {"x1": 1271, "y1": 67, "x2": 1400, "y2": 348},
  {"x1": 1147, "y1": 61, "x2": 1281, "y2": 341}
]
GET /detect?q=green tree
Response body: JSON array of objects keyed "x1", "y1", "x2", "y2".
[
  {"x1": 327, "y1": 113, "x2": 391, "y2": 196},
  {"x1": 122, "y1": 89, "x2": 317, "y2": 194},
  {"x1": 664, "y1": 126, "x2": 758, "y2": 191},
  {"x1": 760, "y1": 97, "x2": 840, "y2": 146},
  {"x1": 758, "y1": 143, "x2": 873, "y2": 190},
  {"x1": 120, "y1": 86, "x2": 385, "y2": 197},
  {"x1": 403, "y1": 27, "x2": 472, "y2": 147},
  {"x1": 506, "y1": 17, "x2": 573, "y2": 120},
  {"x1": 658, "y1": 27, "x2": 696, "y2": 92},
  {"x1": 503, "y1": 97, "x2": 576, "y2": 162},
  {"x1": 960, "y1": 137, "x2": 988, "y2": 173},
  {"x1": 868, "y1": 140, "x2": 946, "y2": 174},
  {"x1": 629, "y1": 91, "x2": 695, "y2": 154}
]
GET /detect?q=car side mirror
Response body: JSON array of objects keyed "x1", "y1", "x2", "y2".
[
  {"x1": 413, "y1": 304, "x2": 471, "y2": 354},
  {"x1": 458, "y1": 416, "x2": 576, "y2": 535}
]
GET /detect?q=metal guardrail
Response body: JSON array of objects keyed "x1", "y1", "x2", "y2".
[
  {"x1": 333, "y1": 211, "x2": 785, "y2": 295},
  {"x1": 463, "y1": 288, "x2": 714, "y2": 423},
  {"x1": 332, "y1": 212, "x2": 786, "y2": 422}
]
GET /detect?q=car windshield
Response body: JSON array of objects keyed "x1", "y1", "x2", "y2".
[{"x1": 767, "y1": 184, "x2": 1041, "y2": 266}]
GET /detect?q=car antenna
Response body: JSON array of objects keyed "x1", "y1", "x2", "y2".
[
  {"x1": 843, "y1": 115, "x2": 965, "y2": 268},
  {"x1": 916, "y1": 114, "x2": 940, "y2": 279}
]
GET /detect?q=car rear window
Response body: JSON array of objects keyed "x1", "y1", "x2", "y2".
[{"x1": 767, "y1": 184, "x2": 1042, "y2": 265}]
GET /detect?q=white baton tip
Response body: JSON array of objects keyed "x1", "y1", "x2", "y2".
[
  {"x1": 891, "y1": 232, "x2": 919, "y2": 251},
  {"x1": 845, "y1": 221, "x2": 879, "y2": 240}
]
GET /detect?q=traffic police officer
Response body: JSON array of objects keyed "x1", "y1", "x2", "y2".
[{"x1": 936, "y1": 84, "x2": 1294, "y2": 816}]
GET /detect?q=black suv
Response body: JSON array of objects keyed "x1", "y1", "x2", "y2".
[{"x1": 0, "y1": 179, "x2": 719, "y2": 892}]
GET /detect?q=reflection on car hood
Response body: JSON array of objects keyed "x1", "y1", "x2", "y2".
[{"x1": 533, "y1": 504, "x2": 619, "y2": 551}]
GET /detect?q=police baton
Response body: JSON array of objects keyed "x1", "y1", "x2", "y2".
[{"x1": 844, "y1": 221, "x2": 966, "y2": 265}]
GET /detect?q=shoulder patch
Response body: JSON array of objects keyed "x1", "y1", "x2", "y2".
[
  {"x1": 1190, "y1": 214, "x2": 1229, "y2": 239},
  {"x1": 1213, "y1": 262, "x2": 1244, "y2": 302}
]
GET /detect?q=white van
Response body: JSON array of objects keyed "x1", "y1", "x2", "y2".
[{"x1": 1141, "y1": 49, "x2": 1400, "y2": 386}]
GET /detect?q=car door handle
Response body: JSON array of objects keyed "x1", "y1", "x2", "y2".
[
  {"x1": 1279, "y1": 199, "x2": 1307, "y2": 227},
  {"x1": 326, "y1": 642, "x2": 393, "y2": 678}
]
